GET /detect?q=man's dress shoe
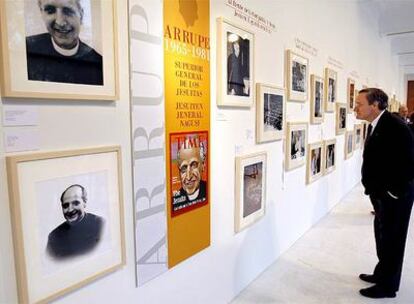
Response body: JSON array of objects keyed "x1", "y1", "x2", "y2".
[
  {"x1": 359, "y1": 285, "x2": 396, "y2": 298},
  {"x1": 359, "y1": 273, "x2": 377, "y2": 284}
]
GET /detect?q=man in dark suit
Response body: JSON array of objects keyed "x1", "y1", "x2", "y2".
[
  {"x1": 354, "y1": 88, "x2": 414, "y2": 298},
  {"x1": 47, "y1": 184, "x2": 104, "y2": 259}
]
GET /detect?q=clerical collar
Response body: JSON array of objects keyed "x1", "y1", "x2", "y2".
[
  {"x1": 187, "y1": 188, "x2": 200, "y2": 201},
  {"x1": 51, "y1": 37, "x2": 80, "y2": 56}
]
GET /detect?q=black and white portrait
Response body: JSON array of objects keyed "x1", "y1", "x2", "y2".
[
  {"x1": 292, "y1": 61, "x2": 306, "y2": 93},
  {"x1": 340, "y1": 107, "x2": 346, "y2": 128},
  {"x1": 227, "y1": 32, "x2": 250, "y2": 96},
  {"x1": 326, "y1": 144, "x2": 335, "y2": 169},
  {"x1": 310, "y1": 147, "x2": 321, "y2": 175},
  {"x1": 263, "y1": 93, "x2": 283, "y2": 132},
  {"x1": 243, "y1": 162, "x2": 263, "y2": 218},
  {"x1": 24, "y1": 0, "x2": 104, "y2": 85},
  {"x1": 314, "y1": 80, "x2": 323, "y2": 118},
  {"x1": 37, "y1": 171, "x2": 110, "y2": 275},
  {"x1": 291, "y1": 130, "x2": 305, "y2": 160},
  {"x1": 328, "y1": 77, "x2": 335, "y2": 103}
]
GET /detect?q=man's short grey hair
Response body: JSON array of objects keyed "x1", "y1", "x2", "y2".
[
  {"x1": 38, "y1": 0, "x2": 84, "y2": 22},
  {"x1": 177, "y1": 143, "x2": 206, "y2": 164}
]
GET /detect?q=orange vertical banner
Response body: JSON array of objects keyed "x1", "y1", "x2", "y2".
[{"x1": 164, "y1": 0, "x2": 210, "y2": 267}]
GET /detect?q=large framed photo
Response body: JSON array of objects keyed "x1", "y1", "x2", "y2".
[
  {"x1": 307, "y1": 142, "x2": 324, "y2": 184},
  {"x1": 286, "y1": 122, "x2": 308, "y2": 171},
  {"x1": 0, "y1": 0, "x2": 118, "y2": 100},
  {"x1": 286, "y1": 50, "x2": 308, "y2": 102},
  {"x1": 217, "y1": 17, "x2": 254, "y2": 107},
  {"x1": 323, "y1": 139, "x2": 336, "y2": 174},
  {"x1": 354, "y1": 123, "x2": 362, "y2": 149},
  {"x1": 347, "y1": 78, "x2": 355, "y2": 112},
  {"x1": 235, "y1": 152, "x2": 266, "y2": 232},
  {"x1": 324, "y1": 68, "x2": 337, "y2": 112},
  {"x1": 336, "y1": 103, "x2": 347, "y2": 135},
  {"x1": 6, "y1": 146, "x2": 125, "y2": 304},
  {"x1": 345, "y1": 130, "x2": 354, "y2": 159},
  {"x1": 310, "y1": 74, "x2": 324, "y2": 124},
  {"x1": 256, "y1": 83, "x2": 285, "y2": 143}
]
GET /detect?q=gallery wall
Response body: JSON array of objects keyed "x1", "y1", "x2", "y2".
[{"x1": 0, "y1": 0, "x2": 403, "y2": 303}]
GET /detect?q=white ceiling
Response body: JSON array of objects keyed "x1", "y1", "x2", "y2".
[{"x1": 374, "y1": 0, "x2": 414, "y2": 75}]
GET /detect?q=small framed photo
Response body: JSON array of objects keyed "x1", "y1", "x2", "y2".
[
  {"x1": 286, "y1": 50, "x2": 308, "y2": 102},
  {"x1": 307, "y1": 142, "x2": 324, "y2": 184},
  {"x1": 6, "y1": 146, "x2": 125, "y2": 304},
  {"x1": 0, "y1": 1, "x2": 118, "y2": 100},
  {"x1": 235, "y1": 152, "x2": 267, "y2": 232},
  {"x1": 217, "y1": 17, "x2": 254, "y2": 107},
  {"x1": 354, "y1": 124, "x2": 363, "y2": 149},
  {"x1": 286, "y1": 122, "x2": 308, "y2": 171},
  {"x1": 256, "y1": 83, "x2": 285, "y2": 143},
  {"x1": 324, "y1": 139, "x2": 336, "y2": 174},
  {"x1": 336, "y1": 103, "x2": 347, "y2": 135},
  {"x1": 362, "y1": 121, "x2": 369, "y2": 142},
  {"x1": 324, "y1": 68, "x2": 337, "y2": 112},
  {"x1": 347, "y1": 78, "x2": 355, "y2": 112},
  {"x1": 310, "y1": 74, "x2": 324, "y2": 124},
  {"x1": 345, "y1": 130, "x2": 354, "y2": 159}
]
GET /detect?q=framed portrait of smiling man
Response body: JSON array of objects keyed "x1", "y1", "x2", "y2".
[
  {"x1": 6, "y1": 146, "x2": 125, "y2": 304},
  {"x1": 0, "y1": 0, "x2": 118, "y2": 100}
]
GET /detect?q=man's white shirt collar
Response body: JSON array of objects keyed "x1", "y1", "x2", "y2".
[
  {"x1": 51, "y1": 37, "x2": 80, "y2": 56},
  {"x1": 370, "y1": 110, "x2": 386, "y2": 134}
]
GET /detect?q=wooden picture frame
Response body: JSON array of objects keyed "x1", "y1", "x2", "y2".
[
  {"x1": 286, "y1": 50, "x2": 308, "y2": 102},
  {"x1": 307, "y1": 141, "x2": 324, "y2": 184},
  {"x1": 6, "y1": 146, "x2": 125, "y2": 304},
  {"x1": 324, "y1": 68, "x2": 337, "y2": 112},
  {"x1": 0, "y1": 1, "x2": 118, "y2": 100},
  {"x1": 310, "y1": 74, "x2": 324, "y2": 124},
  {"x1": 323, "y1": 138, "x2": 336, "y2": 174},
  {"x1": 256, "y1": 83, "x2": 285, "y2": 143},
  {"x1": 217, "y1": 17, "x2": 254, "y2": 107},
  {"x1": 354, "y1": 123, "x2": 363, "y2": 149},
  {"x1": 345, "y1": 130, "x2": 354, "y2": 159},
  {"x1": 235, "y1": 152, "x2": 267, "y2": 232},
  {"x1": 347, "y1": 78, "x2": 355, "y2": 112},
  {"x1": 336, "y1": 103, "x2": 347, "y2": 135},
  {"x1": 285, "y1": 122, "x2": 308, "y2": 171}
]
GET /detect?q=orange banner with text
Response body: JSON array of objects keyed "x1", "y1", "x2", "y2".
[{"x1": 164, "y1": 0, "x2": 210, "y2": 268}]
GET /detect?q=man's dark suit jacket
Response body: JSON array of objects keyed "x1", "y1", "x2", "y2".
[{"x1": 362, "y1": 110, "x2": 414, "y2": 197}]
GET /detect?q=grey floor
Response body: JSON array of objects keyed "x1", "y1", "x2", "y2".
[{"x1": 232, "y1": 184, "x2": 414, "y2": 304}]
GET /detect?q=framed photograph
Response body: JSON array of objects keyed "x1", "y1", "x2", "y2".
[
  {"x1": 347, "y1": 78, "x2": 355, "y2": 112},
  {"x1": 0, "y1": 0, "x2": 118, "y2": 100},
  {"x1": 6, "y1": 146, "x2": 125, "y2": 304},
  {"x1": 324, "y1": 68, "x2": 337, "y2": 112},
  {"x1": 354, "y1": 124, "x2": 362, "y2": 149},
  {"x1": 286, "y1": 50, "x2": 308, "y2": 102},
  {"x1": 169, "y1": 131, "x2": 208, "y2": 217},
  {"x1": 235, "y1": 152, "x2": 266, "y2": 232},
  {"x1": 345, "y1": 130, "x2": 354, "y2": 159},
  {"x1": 324, "y1": 139, "x2": 336, "y2": 174},
  {"x1": 256, "y1": 83, "x2": 285, "y2": 143},
  {"x1": 307, "y1": 142, "x2": 324, "y2": 184},
  {"x1": 286, "y1": 122, "x2": 308, "y2": 171},
  {"x1": 336, "y1": 103, "x2": 347, "y2": 135},
  {"x1": 310, "y1": 74, "x2": 324, "y2": 124},
  {"x1": 217, "y1": 17, "x2": 254, "y2": 107}
]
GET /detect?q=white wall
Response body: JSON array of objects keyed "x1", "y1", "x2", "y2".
[{"x1": 0, "y1": 1, "x2": 403, "y2": 303}]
